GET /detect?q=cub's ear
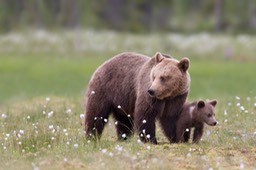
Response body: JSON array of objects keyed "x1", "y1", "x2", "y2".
[
  {"x1": 197, "y1": 100, "x2": 205, "y2": 109},
  {"x1": 178, "y1": 57, "x2": 190, "y2": 72},
  {"x1": 209, "y1": 100, "x2": 217, "y2": 107},
  {"x1": 154, "y1": 52, "x2": 164, "y2": 65}
]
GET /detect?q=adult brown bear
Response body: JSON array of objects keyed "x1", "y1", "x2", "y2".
[{"x1": 84, "y1": 52, "x2": 190, "y2": 144}]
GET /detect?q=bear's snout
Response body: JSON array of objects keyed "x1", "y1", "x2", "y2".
[
  {"x1": 210, "y1": 121, "x2": 218, "y2": 126},
  {"x1": 148, "y1": 89, "x2": 155, "y2": 97}
]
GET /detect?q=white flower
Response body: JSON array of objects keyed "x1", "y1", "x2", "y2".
[
  {"x1": 46, "y1": 97, "x2": 51, "y2": 102},
  {"x1": 102, "y1": 148, "x2": 107, "y2": 154},
  {"x1": 240, "y1": 106, "x2": 245, "y2": 111},
  {"x1": 104, "y1": 118, "x2": 108, "y2": 123},
  {"x1": 27, "y1": 115, "x2": 30, "y2": 119},
  {"x1": 186, "y1": 128, "x2": 190, "y2": 132},
  {"x1": 117, "y1": 105, "x2": 121, "y2": 109},
  {"x1": 66, "y1": 109, "x2": 72, "y2": 113},
  {"x1": 48, "y1": 111, "x2": 54, "y2": 118},
  {"x1": 235, "y1": 96, "x2": 240, "y2": 100},
  {"x1": 254, "y1": 103, "x2": 256, "y2": 107},
  {"x1": 1, "y1": 113, "x2": 7, "y2": 119},
  {"x1": 115, "y1": 145, "x2": 123, "y2": 152},
  {"x1": 146, "y1": 145, "x2": 151, "y2": 150},
  {"x1": 240, "y1": 163, "x2": 245, "y2": 169},
  {"x1": 49, "y1": 125, "x2": 54, "y2": 129},
  {"x1": 127, "y1": 114, "x2": 131, "y2": 117},
  {"x1": 18, "y1": 141, "x2": 22, "y2": 145},
  {"x1": 51, "y1": 137, "x2": 55, "y2": 141},
  {"x1": 224, "y1": 110, "x2": 228, "y2": 115},
  {"x1": 236, "y1": 103, "x2": 240, "y2": 106},
  {"x1": 91, "y1": 91, "x2": 95, "y2": 95},
  {"x1": 142, "y1": 129, "x2": 146, "y2": 133},
  {"x1": 19, "y1": 130, "x2": 24, "y2": 134},
  {"x1": 80, "y1": 114, "x2": 85, "y2": 119},
  {"x1": 115, "y1": 121, "x2": 118, "y2": 125},
  {"x1": 146, "y1": 134, "x2": 150, "y2": 139},
  {"x1": 109, "y1": 152, "x2": 114, "y2": 157},
  {"x1": 94, "y1": 117, "x2": 97, "y2": 120},
  {"x1": 142, "y1": 120, "x2": 147, "y2": 124},
  {"x1": 122, "y1": 133, "x2": 126, "y2": 138},
  {"x1": 74, "y1": 143, "x2": 79, "y2": 148}
]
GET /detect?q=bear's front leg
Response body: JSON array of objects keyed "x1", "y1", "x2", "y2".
[
  {"x1": 134, "y1": 97, "x2": 162, "y2": 144},
  {"x1": 183, "y1": 129, "x2": 191, "y2": 143},
  {"x1": 193, "y1": 123, "x2": 204, "y2": 143}
]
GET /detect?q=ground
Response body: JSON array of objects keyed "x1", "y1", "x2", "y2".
[{"x1": 0, "y1": 30, "x2": 255, "y2": 170}]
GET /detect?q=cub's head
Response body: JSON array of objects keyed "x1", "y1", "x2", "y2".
[
  {"x1": 148, "y1": 52, "x2": 190, "y2": 100},
  {"x1": 196, "y1": 100, "x2": 218, "y2": 126}
]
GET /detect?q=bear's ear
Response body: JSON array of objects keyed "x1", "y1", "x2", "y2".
[
  {"x1": 209, "y1": 100, "x2": 217, "y2": 107},
  {"x1": 154, "y1": 52, "x2": 164, "y2": 65},
  {"x1": 178, "y1": 57, "x2": 190, "y2": 72},
  {"x1": 197, "y1": 100, "x2": 205, "y2": 109}
]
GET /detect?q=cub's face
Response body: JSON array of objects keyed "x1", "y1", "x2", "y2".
[
  {"x1": 197, "y1": 100, "x2": 218, "y2": 126},
  {"x1": 148, "y1": 52, "x2": 190, "y2": 100}
]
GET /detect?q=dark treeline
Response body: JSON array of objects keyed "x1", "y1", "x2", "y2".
[{"x1": 1, "y1": 0, "x2": 256, "y2": 33}]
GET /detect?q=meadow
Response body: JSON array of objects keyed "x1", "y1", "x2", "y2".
[{"x1": 0, "y1": 30, "x2": 256, "y2": 170}]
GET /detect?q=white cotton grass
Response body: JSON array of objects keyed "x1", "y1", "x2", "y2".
[
  {"x1": 1, "y1": 113, "x2": 7, "y2": 119},
  {"x1": 80, "y1": 114, "x2": 85, "y2": 119},
  {"x1": 74, "y1": 144, "x2": 79, "y2": 149},
  {"x1": 122, "y1": 133, "x2": 127, "y2": 138},
  {"x1": 47, "y1": 111, "x2": 54, "y2": 118}
]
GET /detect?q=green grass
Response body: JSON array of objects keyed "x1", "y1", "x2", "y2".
[{"x1": 0, "y1": 31, "x2": 256, "y2": 169}]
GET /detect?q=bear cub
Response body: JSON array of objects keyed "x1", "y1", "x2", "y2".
[{"x1": 176, "y1": 100, "x2": 217, "y2": 143}]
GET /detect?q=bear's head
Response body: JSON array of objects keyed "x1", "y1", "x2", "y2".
[
  {"x1": 195, "y1": 100, "x2": 218, "y2": 126},
  {"x1": 148, "y1": 52, "x2": 190, "y2": 100}
]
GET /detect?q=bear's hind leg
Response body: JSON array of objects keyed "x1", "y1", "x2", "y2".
[
  {"x1": 85, "y1": 103, "x2": 111, "y2": 140},
  {"x1": 112, "y1": 113, "x2": 134, "y2": 140}
]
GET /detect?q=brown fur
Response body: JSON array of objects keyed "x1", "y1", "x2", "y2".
[
  {"x1": 84, "y1": 52, "x2": 190, "y2": 144},
  {"x1": 176, "y1": 100, "x2": 218, "y2": 143}
]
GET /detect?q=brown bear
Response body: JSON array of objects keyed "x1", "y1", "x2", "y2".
[
  {"x1": 176, "y1": 100, "x2": 218, "y2": 143},
  {"x1": 84, "y1": 52, "x2": 190, "y2": 144}
]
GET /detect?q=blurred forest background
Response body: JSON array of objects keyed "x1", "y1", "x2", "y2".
[{"x1": 1, "y1": 0, "x2": 256, "y2": 33}]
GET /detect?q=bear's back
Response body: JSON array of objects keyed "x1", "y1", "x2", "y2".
[
  {"x1": 86, "y1": 52, "x2": 151, "y2": 112},
  {"x1": 89, "y1": 52, "x2": 149, "y2": 86}
]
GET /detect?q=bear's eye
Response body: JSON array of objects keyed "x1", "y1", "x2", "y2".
[
  {"x1": 160, "y1": 76, "x2": 165, "y2": 82},
  {"x1": 207, "y1": 114, "x2": 211, "y2": 118}
]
